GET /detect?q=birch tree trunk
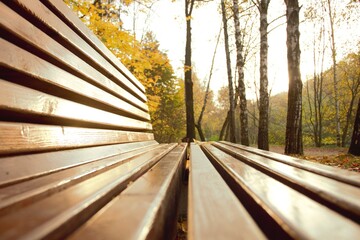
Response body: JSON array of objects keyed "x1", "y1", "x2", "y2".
[
  {"x1": 257, "y1": 0, "x2": 270, "y2": 150},
  {"x1": 184, "y1": 0, "x2": 195, "y2": 142},
  {"x1": 284, "y1": 0, "x2": 303, "y2": 155},
  {"x1": 221, "y1": 0, "x2": 236, "y2": 143},
  {"x1": 233, "y1": 0, "x2": 249, "y2": 146}
]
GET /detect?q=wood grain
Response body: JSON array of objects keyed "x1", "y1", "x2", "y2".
[
  {"x1": 0, "y1": 80, "x2": 151, "y2": 130},
  {"x1": 213, "y1": 142, "x2": 360, "y2": 220},
  {"x1": 0, "y1": 143, "x2": 165, "y2": 214},
  {"x1": 0, "y1": 39, "x2": 150, "y2": 121},
  {"x1": 43, "y1": 0, "x2": 146, "y2": 94},
  {"x1": 68, "y1": 143, "x2": 187, "y2": 240},
  {"x1": 0, "y1": 122, "x2": 154, "y2": 156},
  {"x1": 0, "y1": 144, "x2": 177, "y2": 240},
  {"x1": 220, "y1": 141, "x2": 360, "y2": 187},
  {"x1": 188, "y1": 144, "x2": 266, "y2": 240},
  {"x1": 202, "y1": 143, "x2": 360, "y2": 239},
  {"x1": 8, "y1": 0, "x2": 146, "y2": 102},
  {"x1": 0, "y1": 3, "x2": 148, "y2": 112},
  {"x1": 0, "y1": 140, "x2": 158, "y2": 187}
]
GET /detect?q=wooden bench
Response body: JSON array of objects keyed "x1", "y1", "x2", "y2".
[
  {"x1": 1, "y1": 1, "x2": 360, "y2": 239},
  {"x1": 188, "y1": 142, "x2": 360, "y2": 239},
  {"x1": 0, "y1": 0, "x2": 186, "y2": 239}
]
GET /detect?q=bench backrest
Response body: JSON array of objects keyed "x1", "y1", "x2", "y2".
[
  {"x1": 0, "y1": 3, "x2": 189, "y2": 239},
  {"x1": 0, "y1": 0, "x2": 154, "y2": 157}
]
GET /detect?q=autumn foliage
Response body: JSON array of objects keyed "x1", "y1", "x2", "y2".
[{"x1": 65, "y1": 0, "x2": 186, "y2": 142}]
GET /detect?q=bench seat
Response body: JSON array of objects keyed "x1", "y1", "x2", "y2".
[{"x1": 189, "y1": 142, "x2": 360, "y2": 239}]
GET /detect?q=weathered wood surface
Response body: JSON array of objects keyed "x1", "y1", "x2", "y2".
[
  {"x1": 188, "y1": 144, "x2": 266, "y2": 240},
  {"x1": 201, "y1": 142, "x2": 360, "y2": 239}
]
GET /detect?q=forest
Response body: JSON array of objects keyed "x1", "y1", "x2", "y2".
[{"x1": 64, "y1": 0, "x2": 360, "y2": 157}]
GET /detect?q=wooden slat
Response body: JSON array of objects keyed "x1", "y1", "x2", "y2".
[
  {"x1": 188, "y1": 144, "x2": 266, "y2": 240},
  {"x1": 0, "y1": 143, "x2": 177, "y2": 240},
  {"x1": 7, "y1": 0, "x2": 146, "y2": 102},
  {"x1": 0, "y1": 122, "x2": 154, "y2": 156},
  {"x1": 202, "y1": 143, "x2": 360, "y2": 239},
  {"x1": 0, "y1": 140, "x2": 158, "y2": 187},
  {"x1": 43, "y1": 0, "x2": 146, "y2": 94},
  {"x1": 0, "y1": 79, "x2": 151, "y2": 130},
  {"x1": 213, "y1": 142, "x2": 360, "y2": 221},
  {"x1": 220, "y1": 141, "x2": 360, "y2": 187},
  {"x1": 0, "y1": 38, "x2": 150, "y2": 121},
  {"x1": 0, "y1": 3, "x2": 148, "y2": 112},
  {"x1": 0, "y1": 143, "x2": 166, "y2": 215},
  {"x1": 68, "y1": 143, "x2": 187, "y2": 240}
]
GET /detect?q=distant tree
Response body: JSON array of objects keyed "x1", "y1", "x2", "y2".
[
  {"x1": 196, "y1": 27, "x2": 222, "y2": 141},
  {"x1": 251, "y1": 0, "x2": 270, "y2": 150},
  {"x1": 233, "y1": 0, "x2": 250, "y2": 146},
  {"x1": 349, "y1": 98, "x2": 360, "y2": 156},
  {"x1": 338, "y1": 52, "x2": 360, "y2": 146},
  {"x1": 326, "y1": 0, "x2": 341, "y2": 147},
  {"x1": 141, "y1": 33, "x2": 186, "y2": 142},
  {"x1": 284, "y1": 0, "x2": 303, "y2": 155},
  {"x1": 221, "y1": 0, "x2": 236, "y2": 143},
  {"x1": 303, "y1": 4, "x2": 326, "y2": 147}
]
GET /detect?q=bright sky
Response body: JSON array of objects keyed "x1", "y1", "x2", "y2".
[{"x1": 123, "y1": 0, "x2": 360, "y2": 99}]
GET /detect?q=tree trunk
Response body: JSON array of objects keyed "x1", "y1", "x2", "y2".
[
  {"x1": 341, "y1": 77, "x2": 360, "y2": 146},
  {"x1": 284, "y1": 0, "x2": 303, "y2": 155},
  {"x1": 195, "y1": 124, "x2": 205, "y2": 141},
  {"x1": 326, "y1": 0, "x2": 341, "y2": 147},
  {"x1": 349, "y1": 98, "x2": 360, "y2": 156},
  {"x1": 219, "y1": 111, "x2": 230, "y2": 140},
  {"x1": 184, "y1": 0, "x2": 195, "y2": 141},
  {"x1": 315, "y1": 23, "x2": 326, "y2": 147},
  {"x1": 257, "y1": 0, "x2": 270, "y2": 150},
  {"x1": 221, "y1": 0, "x2": 236, "y2": 143},
  {"x1": 341, "y1": 97, "x2": 355, "y2": 147},
  {"x1": 315, "y1": 72, "x2": 324, "y2": 147},
  {"x1": 305, "y1": 81, "x2": 316, "y2": 145},
  {"x1": 233, "y1": 0, "x2": 249, "y2": 146}
]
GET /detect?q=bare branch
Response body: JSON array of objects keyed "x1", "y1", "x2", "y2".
[{"x1": 268, "y1": 13, "x2": 286, "y2": 26}]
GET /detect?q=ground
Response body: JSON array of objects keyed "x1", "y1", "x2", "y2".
[{"x1": 270, "y1": 145, "x2": 360, "y2": 173}]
